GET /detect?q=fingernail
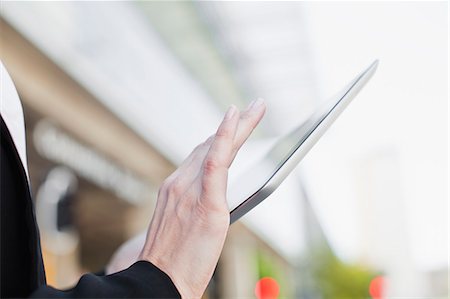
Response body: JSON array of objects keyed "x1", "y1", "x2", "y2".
[
  {"x1": 247, "y1": 98, "x2": 265, "y2": 112},
  {"x1": 225, "y1": 105, "x2": 237, "y2": 120}
]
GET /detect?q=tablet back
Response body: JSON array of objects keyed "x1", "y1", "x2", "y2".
[{"x1": 228, "y1": 60, "x2": 378, "y2": 223}]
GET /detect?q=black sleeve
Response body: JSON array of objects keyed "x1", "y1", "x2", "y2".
[{"x1": 30, "y1": 260, "x2": 181, "y2": 298}]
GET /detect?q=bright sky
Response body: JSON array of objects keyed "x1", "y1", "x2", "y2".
[{"x1": 299, "y1": 2, "x2": 448, "y2": 271}]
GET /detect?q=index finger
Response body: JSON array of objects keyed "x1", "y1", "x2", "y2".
[
  {"x1": 231, "y1": 98, "x2": 266, "y2": 161},
  {"x1": 200, "y1": 105, "x2": 240, "y2": 201}
]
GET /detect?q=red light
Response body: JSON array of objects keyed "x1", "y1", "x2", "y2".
[
  {"x1": 369, "y1": 275, "x2": 385, "y2": 299},
  {"x1": 255, "y1": 277, "x2": 280, "y2": 299}
]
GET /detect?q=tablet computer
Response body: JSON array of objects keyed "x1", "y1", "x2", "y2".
[{"x1": 228, "y1": 60, "x2": 378, "y2": 223}]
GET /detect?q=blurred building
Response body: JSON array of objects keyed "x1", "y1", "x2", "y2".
[
  {"x1": 4, "y1": 2, "x2": 444, "y2": 298},
  {"x1": 0, "y1": 2, "x2": 324, "y2": 298}
]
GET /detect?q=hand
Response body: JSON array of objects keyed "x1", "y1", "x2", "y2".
[{"x1": 138, "y1": 99, "x2": 266, "y2": 298}]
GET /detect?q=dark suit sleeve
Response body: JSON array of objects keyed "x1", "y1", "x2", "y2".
[{"x1": 30, "y1": 260, "x2": 181, "y2": 298}]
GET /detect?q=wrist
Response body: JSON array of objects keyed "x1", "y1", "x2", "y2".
[{"x1": 138, "y1": 256, "x2": 189, "y2": 298}]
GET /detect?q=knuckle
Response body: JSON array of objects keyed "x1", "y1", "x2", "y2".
[
  {"x1": 216, "y1": 126, "x2": 231, "y2": 138},
  {"x1": 203, "y1": 158, "x2": 220, "y2": 175},
  {"x1": 175, "y1": 200, "x2": 190, "y2": 222},
  {"x1": 194, "y1": 142, "x2": 206, "y2": 152},
  {"x1": 200, "y1": 178, "x2": 211, "y2": 195},
  {"x1": 190, "y1": 145, "x2": 201, "y2": 156},
  {"x1": 205, "y1": 135, "x2": 214, "y2": 145},
  {"x1": 167, "y1": 178, "x2": 183, "y2": 198},
  {"x1": 158, "y1": 179, "x2": 171, "y2": 196},
  {"x1": 240, "y1": 110, "x2": 252, "y2": 120}
]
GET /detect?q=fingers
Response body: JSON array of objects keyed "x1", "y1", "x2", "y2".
[
  {"x1": 163, "y1": 136, "x2": 213, "y2": 186},
  {"x1": 161, "y1": 135, "x2": 214, "y2": 197},
  {"x1": 200, "y1": 105, "x2": 240, "y2": 201},
  {"x1": 169, "y1": 99, "x2": 265, "y2": 194},
  {"x1": 232, "y1": 98, "x2": 266, "y2": 161},
  {"x1": 146, "y1": 136, "x2": 214, "y2": 249},
  {"x1": 156, "y1": 99, "x2": 265, "y2": 211},
  {"x1": 151, "y1": 135, "x2": 214, "y2": 239},
  {"x1": 166, "y1": 99, "x2": 265, "y2": 192}
]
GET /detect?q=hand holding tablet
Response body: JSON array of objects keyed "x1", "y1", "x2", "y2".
[{"x1": 112, "y1": 61, "x2": 378, "y2": 298}]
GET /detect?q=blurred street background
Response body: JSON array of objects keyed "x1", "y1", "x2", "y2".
[{"x1": 0, "y1": 2, "x2": 448, "y2": 298}]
